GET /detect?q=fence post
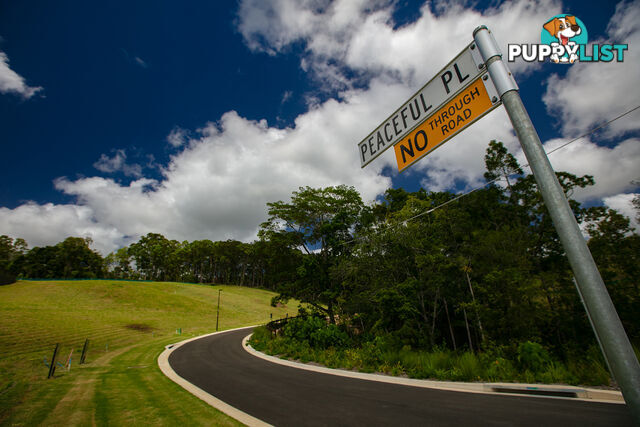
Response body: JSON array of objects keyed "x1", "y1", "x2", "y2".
[
  {"x1": 47, "y1": 344, "x2": 59, "y2": 379},
  {"x1": 80, "y1": 339, "x2": 89, "y2": 364}
]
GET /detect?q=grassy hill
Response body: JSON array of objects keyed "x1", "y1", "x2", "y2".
[{"x1": 0, "y1": 280, "x2": 296, "y2": 426}]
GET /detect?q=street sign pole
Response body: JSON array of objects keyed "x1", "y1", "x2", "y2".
[{"x1": 473, "y1": 25, "x2": 640, "y2": 422}]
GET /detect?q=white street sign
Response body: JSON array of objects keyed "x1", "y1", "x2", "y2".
[{"x1": 358, "y1": 42, "x2": 484, "y2": 168}]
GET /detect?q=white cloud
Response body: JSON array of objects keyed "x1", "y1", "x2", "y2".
[
  {"x1": 0, "y1": 202, "x2": 125, "y2": 254},
  {"x1": 542, "y1": 0, "x2": 640, "y2": 137},
  {"x1": 0, "y1": 51, "x2": 42, "y2": 98},
  {"x1": 281, "y1": 90, "x2": 293, "y2": 104},
  {"x1": 1, "y1": 99, "x2": 392, "y2": 254},
  {"x1": 237, "y1": 0, "x2": 561, "y2": 89},
  {"x1": 134, "y1": 56, "x2": 148, "y2": 68},
  {"x1": 603, "y1": 192, "x2": 640, "y2": 231},
  {"x1": 167, "y1": 126, "x2": 189, "y2": 147},
  {"x1": 93, "y1": 149, "x2": 143, "y2": 177},
  {"x1": 539, "y1": 137, "x2": 640, "y2": 202}
]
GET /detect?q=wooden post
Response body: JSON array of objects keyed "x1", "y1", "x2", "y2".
[
  {"x1": 80, "y1": 339, "x2": 89, "y2": 364},
  {"x1": 48, "y1": 344, "x2": 59, "y2": 379}
]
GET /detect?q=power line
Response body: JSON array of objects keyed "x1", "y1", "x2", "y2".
[
  {"x1": 345, "y1": 103, "x2": 640, "y2": 245},
  {"x1": 544, "y1": 104, "x2": 640, "y2": 158}
]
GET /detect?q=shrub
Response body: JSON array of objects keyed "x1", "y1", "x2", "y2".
[
  {"x1": 484, "y1": 357, "x2": 516, "y2": 382},
  {"x1": 455, "y1": 352, "x2": 482, "y2": 381},
  {"x1": 283, "y1": 316, "x2": 350, "y2": 349},
  {"x1": 516, "y1": 341, "x2": 551, "y2": 373}
]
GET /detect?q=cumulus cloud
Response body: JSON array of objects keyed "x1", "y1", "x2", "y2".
[
  {"x1": 93, "y1": 149, "x2": 143, "y2": 177},
  {"x1": 2, "y1": 0, "x2": 637, "y2": 255},
  {"x1": 0, "y1": 202, "x2": 125, "y2": 254},
  {"x1": 2, "y1": 100, "x2": 391, "y2": 254},
  {"x1": 167, "y1": 126, "x2": 189, "y2": 147},
  {"x1": 542, "y1": 0, "x2": 640, "y2": 137},
  {"x1": 0, "y1": 51, "x2": 42, "y2": 98},
  {"x1": 603, "y1": 192, "x2": 640, "y2": 231},
  {"x1": 237, "y1": 0, "x2": 560, "y2": 89},
  {"x1": 540, "y1": 137, "x2": 640, "y2": 202}
]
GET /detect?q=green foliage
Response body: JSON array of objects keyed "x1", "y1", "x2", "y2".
[
  {"x1": 283, "y1": 316, "x2": 349, "y2": 349},
  {"x1": 259, "y1": 185, "x2": 367, "y2": 321},
  {"x1": 250, "y1": 325, "x2": 611, "y2": 386},
  {"x1": 11, "y1": 237, "x2": 103, "y2": 279},
  {"x1": 516, "y1": 341, "x2": 551, "y2": 373}
]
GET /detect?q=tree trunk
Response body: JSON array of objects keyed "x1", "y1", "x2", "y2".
[
  {"x1": 430, "y1": 288, "x2": 439, "y2": 345},
  {"x1": 462, "y1": 306, "x2": 474, "y2": 353},
  {"x1": 443, "y1": 298, "x2": 457, "y2": 351},
  {"x1": 464, "y1": 269, "x2": 485, "y2": 344}
]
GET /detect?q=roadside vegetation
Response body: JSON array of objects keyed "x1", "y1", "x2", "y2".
[
  {"x1": 0, "y1": 280, "x2": 295, "y2": 426},
  {"x1": 249, "y1": 317, "x2": 616, "y2": 386}
]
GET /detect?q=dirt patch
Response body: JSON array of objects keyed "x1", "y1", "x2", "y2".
[{"x1": 125, "y1": 323, "x2": 153, "y2": 332}]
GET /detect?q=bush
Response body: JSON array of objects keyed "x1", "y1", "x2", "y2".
[
  {"x1": 455, "y1": 352, "x2": 482, "y2": 381},
  {"x1": 249, "y1": 326, "x2": 611, "y2": 387},
  {"x1": 516, "y1": 341, "x2": 551, "y2": 373},
  {"x1": 283, "y1": 316, "x2": 350, "y2": 349}
]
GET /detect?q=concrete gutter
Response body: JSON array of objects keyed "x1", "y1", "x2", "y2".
[
  {"x1": 158, "y1": 326, "x2": 273, "y2": 427},
  {"x1": 242, "y1": 334, "x2": 624, "y2": 404}
]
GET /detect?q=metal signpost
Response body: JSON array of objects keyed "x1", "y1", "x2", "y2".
[
  {"x1": 472, "y1": 26, "x2": 640, "y2": 422},
  {"x1": 356, "y1": 25, "x2": 640, "y2": 422}
]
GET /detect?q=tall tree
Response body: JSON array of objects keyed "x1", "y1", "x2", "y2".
[{"x1": 260, "y1": 185, "x2": 366, "y2": 322}]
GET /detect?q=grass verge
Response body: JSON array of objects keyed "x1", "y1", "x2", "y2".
[{"x1": 0, "y1": 280, "x2": 296, "y2": 425}]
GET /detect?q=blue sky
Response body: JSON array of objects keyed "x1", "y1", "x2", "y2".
[{"x1": 1, "y1": 0, "x2": 638, "y2": 253}]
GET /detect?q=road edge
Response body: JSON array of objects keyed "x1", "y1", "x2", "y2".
[
  {"x1": 158, "y1": 326, "x2": 273, "y2": 427},
  {"x1": 241, "y1": 334, "x2": 624, "y2": 405}
]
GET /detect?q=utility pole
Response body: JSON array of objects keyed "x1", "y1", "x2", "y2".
[
  {"x1": 473, "y1": 26, "x2": 640, "y2": 423},
  {"x1": 216, "y1": 288, "x2": 222, "y2": 331}
]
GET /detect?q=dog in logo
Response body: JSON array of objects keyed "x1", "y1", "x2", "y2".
[{"x1": 543, "y1": 15, "x2": 582, "y2": 63}]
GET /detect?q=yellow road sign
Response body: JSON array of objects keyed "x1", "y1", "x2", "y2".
[{"x1": 394, "y1": 75, "x2": 499, "y2": 172}]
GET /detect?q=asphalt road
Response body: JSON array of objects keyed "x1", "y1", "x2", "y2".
[{"x1": 168, "y1": 328, "x2": 633, "y2": 426}]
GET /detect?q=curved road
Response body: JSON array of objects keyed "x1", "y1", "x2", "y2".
[{"x1": 168, "y1": 328, "x2": 632, "y2": 426}]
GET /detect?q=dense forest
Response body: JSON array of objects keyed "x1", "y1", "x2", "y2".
[{"x1": 1, "y1": 141, "x2": 638, "y2": 357}]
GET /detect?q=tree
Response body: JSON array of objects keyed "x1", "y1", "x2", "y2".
[
  {"x1": 585, "y1": 207, "x2": 640, "y2": 337},
  {"x1": 484, "y1": 140, "x2": 523, "y2": 194},
  {"x1": 260, "y1": 186, "x2": 366, "y2": 322},
  {"x1": 11, "y1": 237, "x2": 102, "y2": 279},
  {"x1": 0, "y1": 235, "x2": 27, "y2": 285},
  {"x1": 128, "y1": 233, "x2": 179, "y2": 281},
  {"x1": 56, "y1": 237, "x2": 104, "y2": 278}
]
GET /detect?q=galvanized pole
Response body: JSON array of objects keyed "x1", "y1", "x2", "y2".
[{"x1": 474, "y1": 25, "x2": 640, "y2": 422}]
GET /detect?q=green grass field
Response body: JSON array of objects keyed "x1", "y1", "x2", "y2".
[{"x1": 0, "y1": 280, "x2": 296, "y2": 426}]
